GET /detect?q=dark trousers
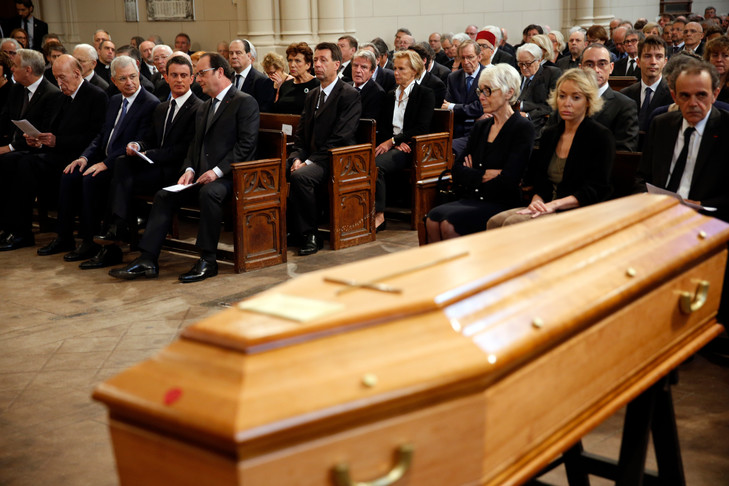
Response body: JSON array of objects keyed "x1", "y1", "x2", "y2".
[
  {"x1": 138, "y1": 177, "x2": 232, "y2": 259},
  {"x1": 109, "y1": 155, "x2": 178, "y2": 222},
  {"x1": 287, "y1": 161, "x2": 327, "y2": 236},
  {"x1": 375, "y1": 148, "x2": 411, "y2": 213},
  {"x1": 57, "y1": 165, "x2": 112, "y2": 241}
]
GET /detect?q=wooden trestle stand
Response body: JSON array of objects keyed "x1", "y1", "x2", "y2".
[{"x1": 93, "y1": 194, "x2": 729, "y2": 486}]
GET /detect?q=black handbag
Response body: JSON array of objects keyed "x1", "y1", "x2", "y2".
[{"x1": 435, "y1": 169, "x2": 470, "y2": 206}]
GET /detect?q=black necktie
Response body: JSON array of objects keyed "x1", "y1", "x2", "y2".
[
  {"x1": 206, "y1": 98, "x2": 219, "y2": 131},
  {"x1": 639, "y1": 87, "x2": 653, "y2": 130},
  {"x1": 20, "y1": 87, "x2": 30, "y2": 116},
  {"x1": 666, "y1": 127, "x2": 696, "y2": 192},
  {"x1": 162, "y1": 101, "x2": 176, "y2": 145},
  {"x1": 627, "y1": 59, "x2": 636, "y2": 76},
  {"x1": 235, "y1": 74, "x2": 242, "y2": 90},
  {"x1": 316, "y1": 90, "x2": 326, "y2": 110}
]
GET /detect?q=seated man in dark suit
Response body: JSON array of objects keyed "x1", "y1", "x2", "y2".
[
  {"x1": 371, "y1": 37, "x2": 394, "y2": 70},
  {"x1": 621, "y1": 35, "x2": 672, "y2": 133},
  {"x1": 556, "y1": 28, "x2": 586, "y2": 71},
  {"x1": 442, "y1": 39, "x2": 484, "y2": 158},
  {"x1": 13, "y1": 0, "x2": 47, "y2": 51},
  {"x1": 287, "y1": 42, "x2": 361, "y2": 256},
  {"x1": 138, "y1": 40, "x2": 156, "y2": 80},
  {"x1": 410, "y1": 43, "x2": 445, "y2": 108},
  {"x1": 109, "y1": 53, "x2": 259, "y2": 282},
  {"x1": 420, "y1": 42, "x2": 450, "y2": 85},
  {"x1": 94, "y1": 55, "x2": 203, "y2": 252},
  {"x1": 73, "y1": 43, "x2": 109, "y2": 92},
  {"x1": 44, "y1": 55, "x2": 159, "y2": 268},
  {"x1": 361, "y1": 42, "x2": 396, "y2": 93},
  {"x1": 516, "y1": 43, "x2": 561, "y2": 134},
  {"x1": 429, "y1": 32, "x2": 449, "y2": 67},
  {"x1": 174, "y1": 33, "x2": 195, "y2": 55},
  {"x1": 350, "y1": 49, "x2": 385, "y2": 122},
  {"x1": 150, "y1": 44, "x2": 172, "y2": 98},
  {"x1": 229, "y1": 39, "x2": 275, "y2": 112},
  {"x1": 1, "y1": 55, "x2": 107, "y2": 252},
  {"x1": 544, "y1": 44, "x2": 639, "y2": 151},
  {"x1": 94, "y1": 39, "x2": 115, "y2": 85},
  {"x1": 107, "y1": 45, "x2": 155, "y2": 96},
  {"x1": 337, "y1": 35, "x2": 357, "y2": 82},
  {"x1": 613, "y1": 30, "x2": 643, "y2": 77}
]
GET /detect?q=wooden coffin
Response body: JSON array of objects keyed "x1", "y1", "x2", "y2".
[{"x1": 93, "y1": 194, "x2": 729, "y2": 486}]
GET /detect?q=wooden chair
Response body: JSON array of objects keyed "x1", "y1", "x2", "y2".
[
  {"x1": 259, "y1": 112, "x2": 300, "y2": 157},
  {"x1": 159, "y1": 129, "x2": 288, "y2": 273},
  {"x1": 608, "y1": 76, "x2": 639, "y2": 92},
  {"x1": 326, "y1": 118, "x2": 377, "y2": 250}
]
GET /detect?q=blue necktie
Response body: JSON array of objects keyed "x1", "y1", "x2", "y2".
[
  {"x1": 466, "y1": 75, "x2": 473, "y2": 93},
  {"x1": 639, "y1": 87, "x2": 653, "y2": 130},
  {"x1": 107, "y1": 98, "x2": 128, "y2": 154}
]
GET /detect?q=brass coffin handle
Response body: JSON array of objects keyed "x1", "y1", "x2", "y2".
[
  {"x1": 678, "y1": 280, "x2": 710, "y2": 315},
  {"x1": 332, "y1": 444, "x2": 414, "y2": 486}
]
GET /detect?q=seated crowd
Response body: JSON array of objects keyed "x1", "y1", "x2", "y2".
[{"x1": 1, "y1": 7, "x2": 729, "y2": 284}]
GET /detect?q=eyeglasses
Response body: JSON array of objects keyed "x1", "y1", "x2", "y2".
[
  {"x1": 517, "y1": 59, "x2": 537, "y2": 68},
  {"x1": 477, "y1": 43, "x2": 493, "y2": 51},
  {"x1": 582, "y1": 60, "x2": 611, "y2": 69},
  {"x1": 624, "y1": 38, "x2": 639, "y2": 45},
  {"x1": 195, "y1": 67, "x2": 215, "y2": 78},
  {"x1": 462, "y1": 54, "x2": 479, "y2": 62},
  {"x1": 476, "y1": 86, "x2": 499, "y2": 97}
]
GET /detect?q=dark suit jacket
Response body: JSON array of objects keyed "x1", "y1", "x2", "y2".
[
  {"x1": 87, "y1": 72, "x2": 109, "y2": 93},
  {"x1": 14, "y1": 15, "x2": 47, "y2": 51},
  {"x1": 94, "y1": 62, "x2": 112, "y2": 85},
  {"x1": 0, "y1": 77, "x2": 62, "y2": 149},
  {"x1": 355, "y1": 79, "x2": 386, "y2": 123},
  {"x1": 636, "y1": 107, "x2": 729, "y2": 222},
  {"x1": 46, "y1": 80, "x2": 108, "y2": 161},
  {"x1": 445, "y1": 65, "x2": 484, "y2": 138},
  {"x1": 43, "y1": 65, "x2": 58, "y2": 87},
  {"x1": 613, "y1": 57, "x2": 640, "y2": 78},
  {"x1": 518, "y1": 65, "x2": 561, "y2": 133},
  {"x1": 238, "y1": 68, "x2": 275, "y2": 112},
  {"x1": 492, "y1": 49, "x2": 518, "y2": 69},
  {"x1": 138, "y1": 92, "x2": 203, "y2": 170},
  {"x1": 419, "y1": 71, "x2": 445, "y2": 108},
  {"x1": 621, "y1": 77, "x2": 673, "y2": 131},
  {"x1": 373, "y1": 67, "x2": 397, "y2": 94},
  {"x1": 140, "y1": 62, "x2": 154, "y2": 81},
  {"x1": 288, "y1": 79, "x2": 362, "y2": 167},
  {"x1": 378, "y1": 83, "x2": 435, "y2": 145},
  {"x1": 340, "y1": 62, "x2": 353, "y2": 83},
  {"x1": 530, "y1": 117, "x2": 615, "y2": 206},
  {"x1": 81, "y1": 88, "x2": 159, "y2": 168},
  {"x1": 429, "y1": 62, "x2": 451, "y2": 85},
  {"x1": 555, "y1": 56, "x2": 579, "y2": 71},
  {"x1": 434, "y1": 50, "x2": 450, "y2": 67},
  {"x1": 183, "y1": 87, "x2": 259, "y2": 177}
]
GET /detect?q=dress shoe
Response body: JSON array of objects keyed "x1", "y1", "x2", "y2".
[
  {"x1": 64, "y1": 241, "x2": 101, "y2": 262},
  {"x1": 178, "y1": 258, "x2": 218, "y2": 283},
  {"x1": 375, "y1": 221, "x2": 387, "y2": 233},
  {"x1": 298, "y1": 233, "x2": 323, "y2": 256},
  {"x1": 94, "y1": 222, "x2": 131, "y2": 245},
  {"x1": 109, "y1": 257, "x2": 159, "y2": 280},
  {"x1": 79, "y1": 245, "x2": 123, "y2": 270},
  {"x1": 38, "y1": 238, "x2": 76, "y2": 256},
  {"x1": 0, "y1": 233, "x2": 34, "y2": 251}
]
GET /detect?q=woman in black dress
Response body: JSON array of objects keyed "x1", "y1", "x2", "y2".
[
  {"x1": 426, "y1": 63, "x2": 535, "y2": 241},
  {"x1": 273, "y1": 42, "x2": 319, "y2": 114}
]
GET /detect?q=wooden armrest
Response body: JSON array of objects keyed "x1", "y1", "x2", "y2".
[{"x1": 329, "y1": 143, "x2": 373, "y2": 156}]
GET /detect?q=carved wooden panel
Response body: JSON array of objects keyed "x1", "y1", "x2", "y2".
[{"x1": 242, "y1": 168, "x2": 279, "y2": 198}]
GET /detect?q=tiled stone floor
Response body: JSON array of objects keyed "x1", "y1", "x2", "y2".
[{"x1": 1, "y1": 224, "x2": 728, "y2": 485}]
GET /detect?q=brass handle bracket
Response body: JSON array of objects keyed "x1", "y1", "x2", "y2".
[
  {"x1": 678, "y1": 280, "x2": 710, "y2": 315},
  {"x1": 333, "y1": 443, "x2": 414, "y2": 486}
]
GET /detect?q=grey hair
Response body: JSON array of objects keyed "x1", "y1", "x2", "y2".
[
  {"x1": 569, "y1": 26, "x2": 587, "y2": 36},
  {"x1": 517, "y1": 42, "x2": 543, "y2": 61},
  {"x1": 352, "y1": 49, "x2": 377, "y2": 71},
  {"x1": 1, "y1": 38, "x2": 22, "y2": 51},
  {"x1": 17, "y1": 48, "x2": 45, "y2": 76},
  {"x1": 479, "y1": 63, "x2": 522, "y2": 104},
  {"x1": 452, "y1": 32, "x2": 470, "y2": 44},
  {"x1": 73, "y1": 43, "x2": 97, "y2": 61},
  {"x1": 110, "y1": 55, "x2": 138, "y2": 78},
  {"x1": 152, "y1": 44, "x2": 172, "y2": 57}
]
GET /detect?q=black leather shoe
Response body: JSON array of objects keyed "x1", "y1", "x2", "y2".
[
  {"x1": 94, "y1": 222, "x2": 131, "y2": 245},
  {"x1": 38, "y1": 238, "x2": 76, "y2": 256},
  {"x1": 298, "y1": 233, "x2": 323, "y2": 256},
  {"x1": 64, "y1": 241, "x2": 101, "y2": 262},
  {"x1": 79, "y1": 245, "x2": 123, "y2": 270},
  {"x1": 178, "y1": 258, "x2": 218, "y2": 283},
  {"x1": 0, "y1": 233, "x2": 34, "y2": 251},
  {"x1": 109, "y1": 257, "x2": 159, "y2": 280},
  {"x1": 375, "y1": 221, "x2": 387, "y2": 233}
]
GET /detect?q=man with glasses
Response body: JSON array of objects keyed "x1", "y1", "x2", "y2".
[
  {"x1": 48, "y1": 55, "x2": 159, "y2": 268},
  {"x1": 515, "y1": 42, "x2": 560, "y2": 133},
  {"x1": 614, "y1": 30, "x2": 643, "y2": 78},
  {"x1": 110, "y1": 53, "x2": 259, "y2": 282},
  {"x1": 681, "y1": 22, "x2": 704, "y2": 56},
  {"x1": 442, "y1": 40, "x2": 484, "y2": 158},
  {"x1": 1, "y1": 38, "x2": 21, "y2": 61},
  {"x1": 73, "y1": 43, "x2": 109, "y2": 92}
]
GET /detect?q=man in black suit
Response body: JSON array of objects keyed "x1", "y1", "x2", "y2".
[
  {"x1": 613, "y1": 30, "x2": 642, "y2": 77},
  {"x1": 636, "y1": 58, "x2": 729, "y2": 222},
  {"x1": 371, "y1": 37, "x2": 394, "y2": 70},
  {"x1": 108, "y1": 45, "x2": 156, "y2": 96},
  {"x1": 429, "y1": 32, "x2": 449, "y2": 67},
  {"x1": 13, "y1": 1, "x2": 47, "y2": 51},
  {"x1": 361, "y1": 42, "x2": 396, "y2": 93},
  {"x1": 544, "y1": 43, "x2": 638, "y2": 151},
  {"x1": 287, "y1": 42, "x2": 361, "y2": 256},
  {"x1": 174, "y1": 33, "x2": 195, "y2": 56},
  {"x1": 229, "y1": 39, "x2": 275, "y2": 112},
  {"x1": 420, "y1": 42, "x2": 450, "y2": 85},
  {"x1": 681, "y1": 22, "x2": 704, "y2": 57},
  {"x1": 350, "y1": 49, "x2": 385, "y2": 122},
  {"x1": 1, "y1": 55, "x2": 107, "y2": 252},
  {"x1": 442, "y1": 40, "x2": 484, "y2": 158},
  {"x1": 138, "y1": 40, "x2": 157, "y2": 81},
  {"x1": 516, "y1": 43, "x2": 560, "y2": 134},
  {"x1": 621, "y1": 36, "x2": 671, "y2": 132},
  {"x1": 337, "y1": 35, "x2": 357, "y2": 83},
  {"x1": 410, "y1": 43, "x2": 445, "y2": 108},
  {"x1": 109, "y1": 53, "x2": 259, "y2": 282},
  {"x1": 0, "y1": 48, "x2": 61, "y2": 153},
  {"x1": 95, "y1": 55, "x2": 203, "y2": 250},
  {"x1": 556, "y1": 28, "x2": 586, "y2": 71},
  {"x1": 94, "y1": 39, "x2": 115, "y2": 85},
  {"x1": 50, "y1": 55, "x2": 159, "y2": 268},
  {"x1": 72, "y1": 43, "x2": 109, "y2": 92}
]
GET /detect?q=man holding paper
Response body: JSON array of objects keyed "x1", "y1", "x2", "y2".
[
  {"x1": 95, "y1": 55, "x2": 202, "y2": 245},
  {"x1": 109, "y1": 52, "x2": 258, "y2": 283}
]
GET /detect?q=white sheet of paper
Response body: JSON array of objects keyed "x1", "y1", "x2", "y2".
[
  {"x1": 163, "y1": 182, "x2": 198, "y2": 193},
  {"x1": 282, "y1": 124, "x2": 293, "y2": 136},
  {"x1": 12, "y1": 119, "x2": 41, "y2": 138},
  {"x1": 646, "y1": 183, "x2": 717, "y2": 212},
  {"x1": 131, "y1": 147, "x2": 154, "y2": 164}
]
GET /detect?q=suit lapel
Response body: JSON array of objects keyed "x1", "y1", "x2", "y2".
[
  {"x1": 692, "y1": 108, "x2": 720, "y2": 186},
  {"x1": 315, "y1": 81, "x2": 341, "y2": 119},
  {"x1": 205, "y1": 88, "x2": 234, "y2": 133},
  {"x1": 657, "y1": 113, "x2": 683, "y2": 186}
]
